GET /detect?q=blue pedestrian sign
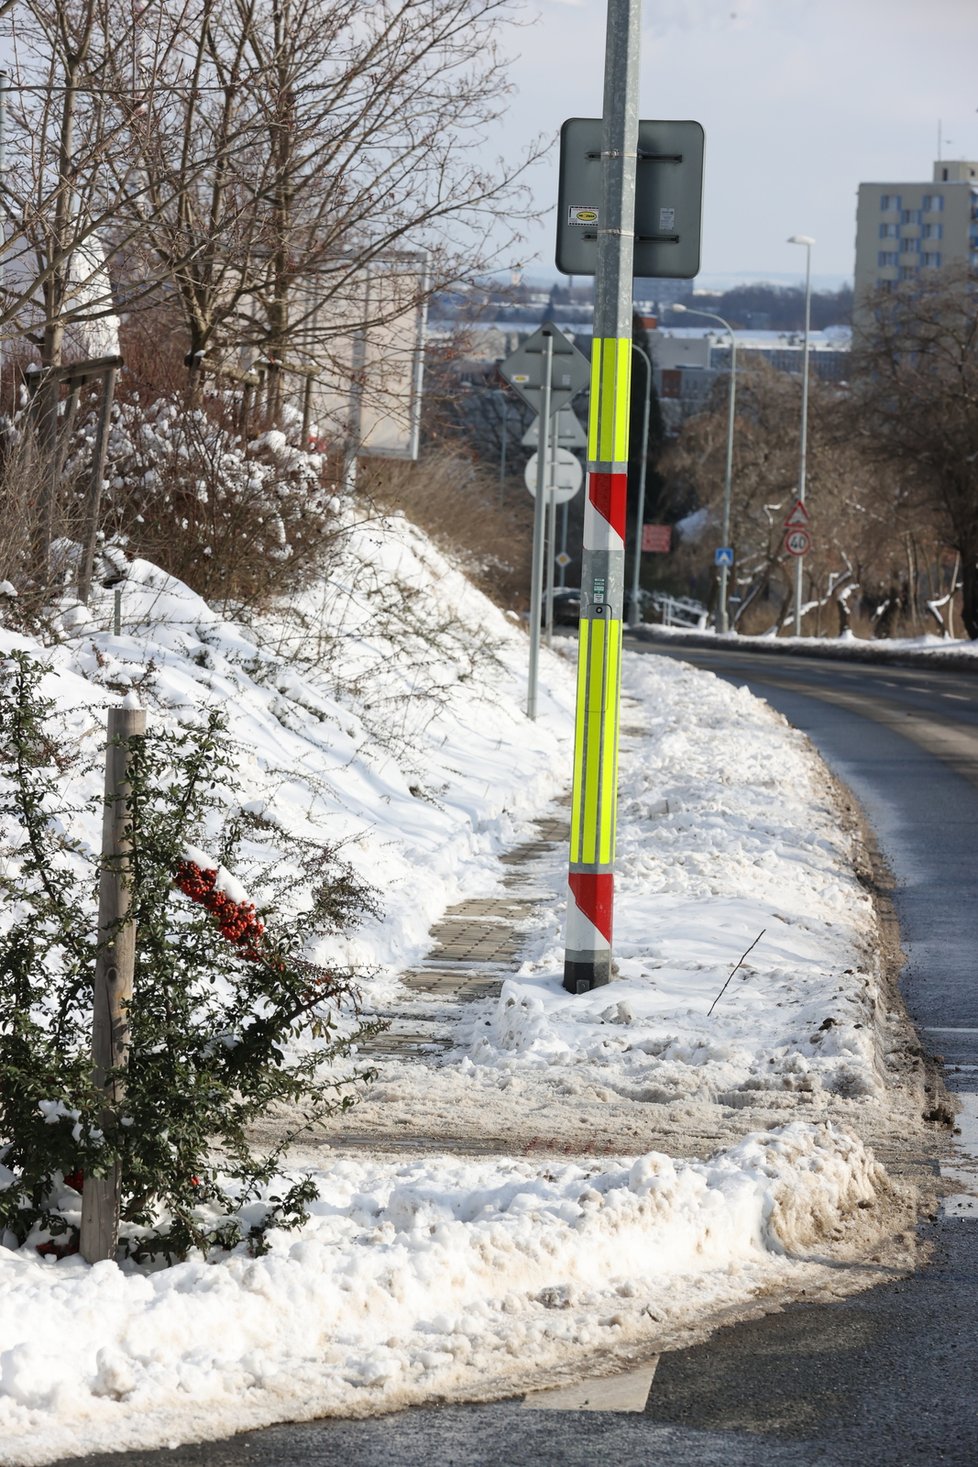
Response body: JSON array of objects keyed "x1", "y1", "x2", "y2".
[{"x1": 715, "y1": 547, "x2": 734, "y2": 568}]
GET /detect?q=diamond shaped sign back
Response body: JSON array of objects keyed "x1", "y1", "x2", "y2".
[{"x1": 499, "y1": 325, "x2": 590, "y2": 416}]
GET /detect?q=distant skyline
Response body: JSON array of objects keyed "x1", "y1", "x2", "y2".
[{"x1": 491, "y1": 0, "x2": 978, "y2": 288}]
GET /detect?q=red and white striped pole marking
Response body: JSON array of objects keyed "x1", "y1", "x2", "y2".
[{"x1": 563, "y1": 0, "x2": 640, "y2": 994}]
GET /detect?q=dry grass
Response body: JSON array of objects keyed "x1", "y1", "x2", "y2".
[{"x1": 361, "y1": 450, "x2": 533, "y2": 610}]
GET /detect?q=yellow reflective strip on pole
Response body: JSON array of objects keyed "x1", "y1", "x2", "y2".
[
  {"x1": 599, "y1": 619, "x2": 622, "y2": 864},
  {"x1": 581, "y1": 617, "x2": 607, "y2": 862},
  {"x1": 587, "y1": 349, "x2": 603, "y2": 459},
  {"x1": 589, "y1": 338, "x2": 633, "y2": 464},
  {"x1": 599, "y1": 339, "x2": 618, "y2": 461},
  {"x1": 612, "y1": 340, "x2": 632, "y2": 461},
  {"x1": 569, "y1": 616, "x2": 622, "y2": 868},
  {"x1": 569, "y1": 620, "x2": 591, "y2": 860}
]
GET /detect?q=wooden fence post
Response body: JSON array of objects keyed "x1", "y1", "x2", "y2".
[{"x1": 80, "y1": 703, "x2": 146, "y2": 1265}]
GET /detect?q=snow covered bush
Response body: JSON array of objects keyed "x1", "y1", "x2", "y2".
[
  {"x1": 0, "y1": 653, "x2": 380, "y2": 1263},
  {"x1": 95, "y1": 397, "x2": 344, "y2": 615}
]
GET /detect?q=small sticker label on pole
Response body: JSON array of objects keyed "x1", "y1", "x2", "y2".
[
  {"x1": 658, "y1": 207, "x2": 676, "y2": 230},
  {"x1": 568, "y1": 205, "x2": 599, "y2": 226}
]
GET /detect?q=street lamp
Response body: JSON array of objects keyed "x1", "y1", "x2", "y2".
[
  {"x1": 671, "y1": 303, "x2": 737, "y2": 633},
  {"x1": 787, "y1": 234, "x2": 815, "y2": 637}
]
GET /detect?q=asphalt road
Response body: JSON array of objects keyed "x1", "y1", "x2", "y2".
[
  {"x1": 53, "y1": 641, "x2": 978, "y2": 1467},
  {"x1": 637, "y1": 642, "x2": 978, "y2": 1066}
]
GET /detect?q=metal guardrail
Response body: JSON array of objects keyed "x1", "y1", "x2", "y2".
[{"x1": 645, "y1": 593, "x2": 707, "y2": 629}]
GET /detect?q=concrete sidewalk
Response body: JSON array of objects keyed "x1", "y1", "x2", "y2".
[{"x1": 356, "y1": 805, "x2": 569, "y2": 1065}]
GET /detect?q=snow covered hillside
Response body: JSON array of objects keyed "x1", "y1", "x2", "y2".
[{"x1": 0, "y1": 506, "x2": 935, "y2": 1464}]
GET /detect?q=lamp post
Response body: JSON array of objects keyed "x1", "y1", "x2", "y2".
[
  {"x1": 671, "y1": 303, "x2": 737, "y2": 633},
  {"x1": 787, "y1": 233, "x2": 814, "y2": 637},
  {"x1": 628, "y1": 342, "x2": 652, "y2": 625}
]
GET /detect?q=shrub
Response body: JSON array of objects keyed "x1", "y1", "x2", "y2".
[{"x1": 0, "y1": 653, "x2": 380, "y2": 1262}]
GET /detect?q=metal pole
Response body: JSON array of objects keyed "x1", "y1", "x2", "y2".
[
  {"x1": 344, "y1": 275, "x2": 370, "y2": 494},
  {"x1": 545, "y1": 412, "x2": 558, "y2": 645},
  {"x1": 563, "y1": 0, "x2": 639, "y2": 994},
  {"x1": 670, "y1": 304, "x2": 737, "y2": 632},
  {"x1": 718, "y1": 334, "x2": 736, "y2": 633},
  {"x1": 526, "y1": 330, "x2": 553, "y2": 719},
  {"x1": 790, "y1": 236, "x2": 813, "y2": 636},
  {"x1": 499, "y1": 391, "x2": 508, "y2": 503},
  {"x1": 77, "y1": 364, "x2": 119, "y2": 605},
  {"x1": 628, "y1": 344, "x2": 651, "y2": 625}
]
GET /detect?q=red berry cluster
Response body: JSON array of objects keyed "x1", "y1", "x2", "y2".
[
  {"x1": 37, "y1": 1234, "x2": 79, "y2": 1260},
  {"x1": 175, "y1": 861, "x2": 266, "y2": 961}
]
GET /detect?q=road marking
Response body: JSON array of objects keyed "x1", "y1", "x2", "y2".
[
  {"x1": 523, "y1": 1360, "x2": 659, "y2": 1413},
  {"x1": 941, "y1": 1093, "x2": 978, "y2": 1221},
  {"x1": 923, "y1": 1026, "x2": 978, "y2": 1035}
]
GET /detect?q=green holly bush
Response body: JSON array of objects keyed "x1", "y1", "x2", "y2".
[{"x1": 0, "y1": 652, "x2": 381, "y2": 1262}]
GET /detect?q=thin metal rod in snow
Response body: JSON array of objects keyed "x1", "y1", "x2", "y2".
[{"x1": 707, "y1": 930, "x2": 765, "y2": 1018}]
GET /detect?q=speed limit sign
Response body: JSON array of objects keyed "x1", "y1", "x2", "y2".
[{"x1": 784, "y1": 528, "x2": 811, "y2": 557}]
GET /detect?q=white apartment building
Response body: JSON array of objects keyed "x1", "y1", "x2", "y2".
[{"x1": 854, "y1": 159, "x2": 978, "y2": 308}]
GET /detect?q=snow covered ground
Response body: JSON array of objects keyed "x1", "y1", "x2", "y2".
[{"x1": 0, "y1": 509, "x2": 939, "y2": 1464}]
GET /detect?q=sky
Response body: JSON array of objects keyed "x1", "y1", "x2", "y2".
[
  {"x1": 1, "y1": 445, "x2": 973, "y2": 1457},
  {"x1": 497, "y1": 0, "x2": 978, "y2": 288}
]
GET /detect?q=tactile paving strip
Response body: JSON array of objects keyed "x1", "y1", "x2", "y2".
[{"x1": 355, "y1": 806, "x2": 569, "y2": 1060}]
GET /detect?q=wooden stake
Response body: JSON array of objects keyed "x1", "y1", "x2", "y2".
[{"x1": 80, "y1": 704, "x2": 146, "y2": 1264}]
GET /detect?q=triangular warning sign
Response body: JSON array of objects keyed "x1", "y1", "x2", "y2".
[{"x1": 783, "y1": 499, "x2": 810, "y2": 529}]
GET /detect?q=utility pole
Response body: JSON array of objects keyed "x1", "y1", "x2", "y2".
[{"x1": 563, "y1": 0, "x2": 639, "y2": 993}]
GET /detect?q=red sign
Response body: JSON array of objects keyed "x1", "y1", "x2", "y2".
[
  {"x1": 784, "y1": 528, "x2": 811, "y2": 557},
  {"x1": 783, "y1": 499, "x2": 810, "y2": 529},
  {"x1": 642, "y1": 523, "x2": 672, "y2": 553}
]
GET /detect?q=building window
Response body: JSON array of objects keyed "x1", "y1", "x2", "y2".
[
  {"x1": 901, "y1": 237, "x2": 921, "y2": 253},
  {"x1": 878, "y1": 222, "x2": 898, "y2": 238},
  {"x1": 923, "y1": 223, "x2": 943, "y2": 240},
  {"x1": 900, "y1": 209, "x2": 921, "y2": 225},
  {"x1": 922, "y1": 252, "x2": 942, "y2": 268},
  {"x1": 877, "y1": 251, "x2": 899, "y2": 267},
  {"x1": 880, "y1": 194, "x2": 901, "y2": 211},
  {"x1": 922, "y1": 194, "x2": 945, "y2": 212},
  {"x1": 899, "y1": 265, "x2": 918, "y2": 280}
]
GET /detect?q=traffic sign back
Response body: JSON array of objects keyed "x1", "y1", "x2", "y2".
[
  {"x1": 524, "y1": 447, "x2": 583, "y2": 504},
  {"x1": 522, "y1": 407, "x2": 588, "y2": 449},
  {"x1": 500, "y1": 326, "x2": 590, "y2": 416}
]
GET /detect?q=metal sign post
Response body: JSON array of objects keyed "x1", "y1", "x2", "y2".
[
  {"x1": 562, "y1": 0, "x2": 640, "y2": 994},
  {"x1": 524, "y1": 446, "x2": 583, "y2": 641},
  {"x1": 526, "y1": 331, "x2": 553, "y2": 720},
  {"x1": 500, "y1": 327, "x2": 589, "y2": 717}
]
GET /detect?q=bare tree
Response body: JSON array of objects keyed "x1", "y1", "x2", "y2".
[
  {"x1": 107, "y1": 0, "x2": 545, "y2": 405},
  {"x1": 850, "y1": 264, "x2": 978, "y2": 638},
  {"x1": 664, "y1": 359, "x2": 918, "y2": 635},
  {"x1": 0, "y1": 0, "x2": 225, "y2": 563}
]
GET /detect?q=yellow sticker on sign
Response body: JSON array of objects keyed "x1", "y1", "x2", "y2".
[{"x1": 568, "y1": 205, "x2": 599, "y2": 226}]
